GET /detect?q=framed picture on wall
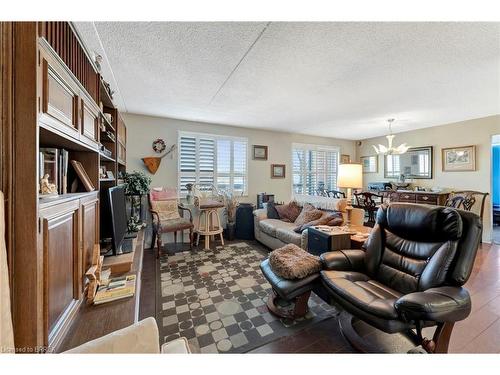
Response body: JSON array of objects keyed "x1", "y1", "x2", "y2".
[
  {"x1": 442, "y1": 145, "x2": 476, "y2": 172},
  {"x1": 360, "y1": 155, "x2": 378, "y2": 173},
  {"x1": 253, "y1": 145, "x2": 268, "y2": 160},
  {"x1": 340, "y1": 154, "x2": 351, "y2": 164},
  {"x1": 271, "y1": 164, "x2": 286, "y2": 178}
]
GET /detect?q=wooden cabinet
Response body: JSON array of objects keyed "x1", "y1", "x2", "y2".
[
  {"x1": 38, "y1": 192, "x2": 99, "y2": 349},
  {"x1": 80, "y1": 97, "x2": 100, "y2": 148},
  {"x1": 38, "y1": 39, "x2": 100, "y2": 151},
  {"x1": 389, "y1": 191, "x2": 449, "y2": 206},
  {"x1": 80, "y1": 193, "x2": 99, "y2": 291},
  {"x1": 39, "y1": 198, "x2": 81, "y2": 348}
]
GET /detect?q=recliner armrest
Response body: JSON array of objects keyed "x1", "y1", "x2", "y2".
[
  {"x1": 395, "y1": 286, "x2": 471, "y2": 323},
  {"x1": 320, "y1": 249, "x2": 365, "y2": 271}
]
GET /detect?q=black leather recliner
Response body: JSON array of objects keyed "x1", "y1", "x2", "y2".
[{"x1": 320, "y1": 203, "x2": 482, "y2": 353}]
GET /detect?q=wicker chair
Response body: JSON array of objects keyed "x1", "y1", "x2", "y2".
[
  {"x1": 149, "y1": 188, "x2": 193, "y2": 258},
  {"x1": 192, "y1": 184, "x2": 225, "y2": 250}
]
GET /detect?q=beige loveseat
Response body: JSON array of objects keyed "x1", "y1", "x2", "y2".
[{"x1": 254, "y1": 196, "x2": 365, "y2": 250}]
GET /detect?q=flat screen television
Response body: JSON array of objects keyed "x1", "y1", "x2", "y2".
[{"x1": 108, "y1": 185, "x2": 131, "y2": 255}]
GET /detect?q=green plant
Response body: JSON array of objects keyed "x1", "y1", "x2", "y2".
[{"x1": 123, "y1": 171, "x2": 152, "y2": 195}]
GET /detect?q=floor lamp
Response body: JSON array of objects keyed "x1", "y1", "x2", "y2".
[{"x1": 338, "y1": 163, "x2": 363, "y2": 232}]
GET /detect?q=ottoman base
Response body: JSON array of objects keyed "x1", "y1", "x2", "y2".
[{"x1": 266, "y1": 289, "x2": 311, "y2": 320}]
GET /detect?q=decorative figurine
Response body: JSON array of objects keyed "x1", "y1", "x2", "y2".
[{"x1": 40, "y1": 174, "x2": 58, "y2": 195}]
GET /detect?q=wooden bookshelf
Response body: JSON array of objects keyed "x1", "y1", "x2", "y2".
[{"x1": 1, "y1": 22, "x2": 127, "y2": 352}]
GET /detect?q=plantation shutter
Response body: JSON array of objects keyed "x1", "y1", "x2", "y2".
[
  {"x1": 292, "y1": 144, "x2": 339, "y2": 195},
  {"x1": 179, "y1": 132, "x2": 247, "y2": 195}
]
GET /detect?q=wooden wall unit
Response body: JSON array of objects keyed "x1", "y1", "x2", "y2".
[{"x1": 1, "y1": 22, "x2": 127, "y2": 352}]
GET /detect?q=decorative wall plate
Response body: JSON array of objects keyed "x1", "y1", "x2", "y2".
[{"x1": 152, "y1": 138, "x2": 166, "y2": 153}]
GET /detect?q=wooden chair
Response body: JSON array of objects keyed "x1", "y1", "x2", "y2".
[
  {"x1": 353, "y1": 192, "x2": 384, "y2": 227},
  {"x1": 445, "y1": 191, "x2": 489, "y2": 220},
  {"x1": 327, "y1": 190, "x2": 346, "y2": 199},
  {"x1": 149, "y1": 188, "x2": 194, "y2": 258}
]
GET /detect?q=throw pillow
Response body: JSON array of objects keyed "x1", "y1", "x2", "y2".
[
  {"x1": 293, "y1": 210, "x2": 344, "y2": 233},
  {"x1": 275, "y1": 201, "x2": 302, "y2": 222},
  {"x1": 294, "y1": 203, "x2": 315, "y2": 225},
  {"x1": 324, "y1": 211, "x2": 344, "y2": 226},
  {"x1": 266, "y1": 202, "x2": 281, "y2": 219},
  {"x1": 150, "y1": 199, "x2": 180, "y2": 221},
  {"x1": 269, "y1": 244, "x2": 321, "y2": 280}
]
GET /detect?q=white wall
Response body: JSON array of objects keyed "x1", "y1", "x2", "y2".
[
  {"x1": 123, "y1": 113, "x2": 356, "y2": 204},
  {"x1": 356, "y1": 115, "x2": 500, "y2": 243}
]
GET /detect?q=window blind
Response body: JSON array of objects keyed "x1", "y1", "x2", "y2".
[
  {"x1": 178, "y1": 132, "x2": 248, "y2": 195},
  {"x1": 292, "y1": 144, "x2": 339, "y2": 195}
]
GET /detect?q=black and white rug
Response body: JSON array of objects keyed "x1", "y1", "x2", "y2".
[{"x1": 157, "y1": 242, "x2": 337, "y2": 353}]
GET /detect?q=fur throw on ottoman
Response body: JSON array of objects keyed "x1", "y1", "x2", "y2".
[{"x1": 269, "y1": 244, "x2": 321, "y2": 280}]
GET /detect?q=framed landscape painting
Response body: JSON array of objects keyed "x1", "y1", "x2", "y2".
[
  {"x1": 253, "y1": 145, "x2": 268, "y2": 160},
  {"x1": 442, "y1": 145, "x2": 476, "y2": 172},
  {"x1": 361, "y1": 155, "x2": 378, "y2": 173},
  {"x1": 271, "y1": 164, "x2": 286, "y2": 178}
]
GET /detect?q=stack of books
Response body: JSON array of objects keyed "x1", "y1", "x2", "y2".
[{"x1": 93, "y1": 274, "x2": 136, "y2": 305}]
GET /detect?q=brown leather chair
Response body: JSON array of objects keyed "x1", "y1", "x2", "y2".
[{"x1": 320, "y1": 203, "x2": 482, "y2": 353}]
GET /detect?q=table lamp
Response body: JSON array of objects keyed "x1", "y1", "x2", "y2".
[{"x1": 338, "y1": 163, "x2": 363, "y2": 232}]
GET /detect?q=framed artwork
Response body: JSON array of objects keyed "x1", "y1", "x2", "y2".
[
  {"x1": 442, "y1": 145, "x2": 476, "y2": 172},
  {"x1": 253, "y1": 145, "x2": 268, "y2": 160},
  {"x1": 106, "y1": 171, "x2": 115, "y2": 179},
  {"x1": 70, "y1": 160, "x2": 95, "y2": 192},
  {"x1": 271, "y1": 164, "x2": 286, "y2": 178},
  {"x1": 340, "y1": 154, "x2": 351, "y2": 164},
  {"x1": 360, "y1": 155, "x2": 378, "y2": 173}
]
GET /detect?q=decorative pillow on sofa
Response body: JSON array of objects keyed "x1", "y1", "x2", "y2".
[
  {"x1": 266, "y1": 202, "x2": 281, "y2": 219},
  {"x1": 294, "y1": 203, "x2": 315, "y2": 225},
  {"x1": 293, "y1": 210, "x2": 344, "y2": 233},
  {"x1": 275, "y1": 201, "x2": 302, "y2": 222}
]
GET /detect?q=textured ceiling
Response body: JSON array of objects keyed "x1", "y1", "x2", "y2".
[{"x1": 74, "y1": 22, "x2": 500, "y2": 140}]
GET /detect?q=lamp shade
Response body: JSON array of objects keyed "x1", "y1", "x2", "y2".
[{"x1": 338, "y1": 163, "x2": 363, "y2": 189}]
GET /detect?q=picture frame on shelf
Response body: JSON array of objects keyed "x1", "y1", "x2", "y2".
[
  {"x1": 340, "y1": 154, "x2": 351, "y2": 164},
  {"x1": 106, "y1": 171, "x2": 115, "y2": 179},
  {"x1": 271, "y1": 164, "x2": 286, "y2": 178},
  {"x1": 361, "y1": 155, "x2": 378, "y2": 173},
  {"x1": 442, "y1": 145, "x2": 476, "y2": 172},
  {"x1": 253, "y1": 145, "x2": 268, "y2": 160}
]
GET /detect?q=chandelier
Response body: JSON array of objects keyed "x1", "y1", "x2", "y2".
[{"x1": 372, "y1": 118, "x2": 410, "y2": 155}]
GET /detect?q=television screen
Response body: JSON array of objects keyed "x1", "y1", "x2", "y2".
[{"x1": 108, "y1": 185, "x2": 128, "y2": 254}]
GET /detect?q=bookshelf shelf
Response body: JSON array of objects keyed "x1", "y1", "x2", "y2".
[
  {"x1": 99, "y1": 178, "x2": 116, "y2": 182},
  {"x1": 99, "y1": 152, "x2": 115, "y2": 162}
]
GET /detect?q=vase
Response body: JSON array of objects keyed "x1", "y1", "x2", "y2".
[{"x1": 225, "y1": 222, "x2": 235, "y2": 241}]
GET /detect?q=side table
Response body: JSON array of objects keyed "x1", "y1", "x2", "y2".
[{"x1": 307, "y1": 226, "x2": 351, "y2": 256}]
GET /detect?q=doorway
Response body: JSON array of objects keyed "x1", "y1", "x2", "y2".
[{"x1": 492, "y1": 135, "x2": 500, "y2": 244}]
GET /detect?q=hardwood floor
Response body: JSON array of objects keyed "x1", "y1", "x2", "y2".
[{"x1": 139, "y1": 242, "x2": 500, "y2": 353}]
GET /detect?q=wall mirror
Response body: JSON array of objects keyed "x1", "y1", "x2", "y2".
[{"x1": 384, "y1": 146, "x2": 433, "y2": 179}]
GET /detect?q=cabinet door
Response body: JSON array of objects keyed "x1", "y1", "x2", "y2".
[
  {"x1": 80, "y1": 195, "x2": 99, "y2": 290},
  {"x1": 80, "y1": 97, "x2": 99, "y2": 148},
  {"x1": 39, "y1": 47, "x2": 80, "y2": 139},
  {"x1": 39, "y1": 199, "x2": 80, "y2": 346}
]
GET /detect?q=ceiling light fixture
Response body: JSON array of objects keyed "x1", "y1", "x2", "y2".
[{"x1": 373, "y1": 118, "x2": 410, "y2": 155}]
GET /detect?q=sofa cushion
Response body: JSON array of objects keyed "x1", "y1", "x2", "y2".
[
  {"x1": 275, "y1": 201, "x2": 302, "y2": 222},
  {"x1": 266, "y1": 202, "x2": 281, "y2": 219},
  {"x1": 259, "y1": 219, "x2": 296, "y2": 237},
  {"x1": 294, "y1": 203, "x2": 315, "y2": 225},
  {"x1": 321, "y1": 270, "x2": 402, "y2": 319},
  {"x1": 276, "y1": 228, "x2": 302, "y2": 246}
]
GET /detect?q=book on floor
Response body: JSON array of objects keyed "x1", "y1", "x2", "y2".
[{"x1": 93, "y1": 274, "x2": 136, "y2": 305}]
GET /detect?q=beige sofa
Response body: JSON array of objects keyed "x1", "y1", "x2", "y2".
[{"x1": 254, "y1": 196, "x2": 365, "y2": 250}]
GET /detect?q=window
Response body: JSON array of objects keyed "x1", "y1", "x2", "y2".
[
  {"x1": 292, "y1": 143, "x2": 339, "y2": 195},
  {"x1": 178, "y1": 132, "x2": 248, "y2": 195}
]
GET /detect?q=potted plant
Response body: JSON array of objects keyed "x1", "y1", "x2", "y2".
[
  {"x1": 123, "y1": 171, "x2": 152, "y2": 231},
  {"x1": 221, "y1": 189, "x2": 241, "y2": 240}
]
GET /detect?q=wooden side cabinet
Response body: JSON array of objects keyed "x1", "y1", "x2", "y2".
[
  {"x1": 80, "y1": 193, "x2": 99, "y2": 292},
  {"x1": 39, "y1": 198, "x2": 81, "y2": 350}
]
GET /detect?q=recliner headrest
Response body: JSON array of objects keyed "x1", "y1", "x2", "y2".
[{"x1": 376, "y1": 203, "x2": 463, "y2": 242}]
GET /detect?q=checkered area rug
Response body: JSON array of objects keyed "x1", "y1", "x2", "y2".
[{"x1": 157, "y1": 242, "x2": 337, "y2": 353}]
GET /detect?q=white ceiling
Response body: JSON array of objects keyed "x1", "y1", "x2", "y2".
[{"x1": 74, "y1": 22, "x2": 500, "y2": 140}]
